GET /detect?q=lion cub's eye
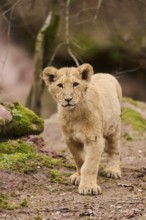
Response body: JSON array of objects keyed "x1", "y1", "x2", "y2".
[
  {"x1": 73, "y1": 82, "x2": 79, "y2": 87},
  {"x1": 57, "y1": 83, "x2": 63, "y2": 88}
]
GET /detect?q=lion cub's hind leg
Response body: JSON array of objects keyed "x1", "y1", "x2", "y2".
[
  {"x1": 65, "y1": 139, "x2": 85, "y2": 186},
  {"x1": 100, "y1": 124, "x2": 121, "y2": 179}
]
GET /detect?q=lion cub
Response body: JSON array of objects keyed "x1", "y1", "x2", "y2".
[{"x1": 42, "y1": 64, "x2": 122, "y2": 195}]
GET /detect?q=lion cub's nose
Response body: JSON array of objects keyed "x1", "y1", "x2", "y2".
[{"x1": 65, "y1": 98, "x2": 72, "y2": 102}]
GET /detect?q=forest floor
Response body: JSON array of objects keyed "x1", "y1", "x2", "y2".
[{"x1": 0, "y1": 101, "x2": 146, "y2": 220}]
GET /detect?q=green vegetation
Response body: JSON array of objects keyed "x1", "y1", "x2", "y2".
[
  {"x1": 0, "y1": 139, "x2": 64, "y2": 173},
  {"x1": 34, "y1": 217, "x2": 43, "y2": 220},
  {"x1": 122, "y1": 97, "x2": 139, "y2": 107},
  {"x1": 123, "y1": 134, "x2": 134, "y2": 141},
  {"x1": 0, "y1": 102, "x2": 44, "y2": 138},
  {"x1": 50, "y1": 169, "x2": 62, "y2": 182},
  {"x1": 0, "y1": 140, "x2": 35, "y2": 154},
  {"x1": 20, "y1": 198, "x2": 29, "y2": 208},
  {"x1": 0, "y1": 193, "x2": 30, "y2": 210},
  {"x1": 0, "y1": 193, "x2": 29, "y2": 210},
  {"x1": 0, "y1": 193, "x2": 17, "y2": 210},
  {"x1": 122, "y1": 107, "x2": 146, "y2": 132}
]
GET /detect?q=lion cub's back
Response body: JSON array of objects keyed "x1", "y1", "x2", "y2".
[{"x1": 91, "y1": 73, "x2": 122, "y2": 102}]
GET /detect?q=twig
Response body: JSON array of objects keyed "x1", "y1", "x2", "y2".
[
  {"x1": 75, "y1": 0, "x2": 103, "y2": 25},
  {"x1": 1, "y1": 0, "x2": 22, "y2": 17},
  {"x1": 48, "y1": 42, "x2": 66, "y2": 65},
  {"x1": 75, "y1": 19, "x2": 95, "y2": 25},
  {"x1": 113, "y1": 66, "x2": 140, "y2": 79},
  {"x1": 71, "y1": 42, "x2": 84, "y2": 50},
  {"x1": 67, "y1": 47, "x2": 79, "y2": 66},
  {"x1": 94, "y1": 0, "x2": 103, "y2": 20},
  {"x1": 70, "y1": 7, "x2": 97, "y2": 18}
]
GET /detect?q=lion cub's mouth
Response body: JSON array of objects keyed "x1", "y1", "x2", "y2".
[{"x1": 62, "y1": 103, "x2": 76, "y2": 108}]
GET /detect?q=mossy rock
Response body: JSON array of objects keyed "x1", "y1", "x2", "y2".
[
  {"x1": 122, "y1": 107, "x2": 146, "y2": 132},
  {"x1": 121, "y1": 97, "x2": 146, "y2": 138},
  {"x1": 0, "y1": 102, "x2": 44, "y2": 138}
]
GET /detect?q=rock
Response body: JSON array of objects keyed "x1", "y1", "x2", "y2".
[
  {"x1": 43, "y1": 113, "x2": 66, "y2": 151},
  {"x1": 0, "y1": 102, "x2": 44, "y2": 138},
  {"x1": 0, "y1": 104, "x2": 12, "y2": 123}
]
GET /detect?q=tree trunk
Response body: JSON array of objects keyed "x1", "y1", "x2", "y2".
[{"x1": 26, "y1": 11, "x2": 59, "y2": 115}]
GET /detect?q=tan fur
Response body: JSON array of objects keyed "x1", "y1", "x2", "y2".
[{"x1": 42, "y1": 64, "x2": 122, "y2": 195}]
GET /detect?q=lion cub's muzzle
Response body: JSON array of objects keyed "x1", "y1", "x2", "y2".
[{"x1": 62, "y1": 97, "x2": 77, "y2": 108}]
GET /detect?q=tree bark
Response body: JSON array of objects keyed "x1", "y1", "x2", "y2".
[{"x1": 26, "y1": 11, "x2": 59, "y2": 115}]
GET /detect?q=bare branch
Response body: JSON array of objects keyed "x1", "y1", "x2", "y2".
[
  {"x1": 48, "y1": 42, "x2": 66, "y2": 65},
  {"x1": 65, "y1": 0, "x2": 70, "y2": 45},
  {"x1": 113, "y1": 66, "x2": 141, "y2": 79},
  {"x1": 75, "y1": 0, "x2": 103, "y2": 24},
  {"x1": 2, "y1": 0, "x2": 22, "y2": 17},
  {"x1": 94, "y1": 0, "x2": 103, "y2": 20},
  {"x1": 67, "y1": 47, "x2": 79, "y2": 66},
  {"x1": 75, "y1": 19, "x2": 95, "y2": 25},
  {"x1": 70, "y1": 7, "x2": 96, "y2": 19},
  {"x1": 70, "y1": 42, "x2": 85, "y2": 50}
]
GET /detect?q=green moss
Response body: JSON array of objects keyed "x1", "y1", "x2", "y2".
[
  {"x1": 123, "y1": 134, "x2": 134, "y2": 141},
  {"x1": 34, "y1": 217, "x2": 43, "y2": 220},
  {"x1": 50, "y1": 169, "x2": 62, "y2": 182},
  {"x1": 0, "y1": 139, "x2": 64, "y2": 173},
  {"x1": 0, "y1": 193, "x2": 30, "y2": 210},
  {"x1": 0, "y1": 193, "x2": 18, "y2": 210},
  {"x1": 0, "y1": 153, "x2": 64, "y2": 173},
  {"x1": 64, "y1": 161, "x2": 76, "y2": 170},
  {"x1": 122, "y1": 107, "x2": 146, "y2": 132},
  {"x1": 20, "y1": 198, "x2": 29, "y2": 208},
  {"x1": 122, "y1": 97, "x2": 139, "y2": 107},
  {"x1": 0, "y1": 102, "x2": 44, "y2": 138},
  {"x1": 126, "y1": 135, "x2": 134, "y2": 141},
  {"x1": 0, "y1": 140, "x2": 35, "y2": 154}
]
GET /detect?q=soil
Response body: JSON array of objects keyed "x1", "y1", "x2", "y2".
[{"x1": 0, "y1": 114, "x2": 146, "y2": 220}]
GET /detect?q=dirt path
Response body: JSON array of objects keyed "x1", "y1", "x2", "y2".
[
  {"x1": 1, "y1": 138, "x2": 146, "y2": 219},
  {"x1": 0, "y1": 164, "x2": 146, "y2": 219},
  {"x1": 1, "y1": 101, "x2": 146, "y2": 220}
]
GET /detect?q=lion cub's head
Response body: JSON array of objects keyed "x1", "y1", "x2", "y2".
[{"x1": 42, "y1": 63, "x2": 94, "y2": 110}]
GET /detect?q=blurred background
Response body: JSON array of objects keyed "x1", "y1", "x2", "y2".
[{"x1": 0, "y1": 0, "x2": 146, "y2": 118}]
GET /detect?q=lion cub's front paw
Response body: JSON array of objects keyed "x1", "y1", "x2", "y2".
[
  {"x1": 70, "y1": 172, "x2": 80, "y2": 186},
  {"x1": 78, "y1": 183, "x2": 102, "y2": 195},
  {"x1": 101, "y1": 167, "x2": 121, "y2": 179}
]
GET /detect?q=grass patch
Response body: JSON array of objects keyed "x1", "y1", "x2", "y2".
[
  {"x1": 122, "y1": 97, "x2": 139, "y2": 107},
  {"x1": 122, "y1": 107, "x2": 146, "y2": 132},
  {"x1": 0, "y1": 193, "x2": 17, "y2": 210},
  {"x1": 50, "y1": 169, "x2": 63, "y2": 182},
  {"x1": 0, "y1": 140, "x2": 35, "y2": 154},
  {"x1": 0, "y1": 139, "x2": 64, "y2": 173},
  {"x1": 0, "y1": 193, "x2": 29, "y2": 210}
]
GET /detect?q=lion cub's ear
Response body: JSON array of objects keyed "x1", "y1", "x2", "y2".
[
  {"x1": 77, "y1": 64, "x2": 94, "y2": 81},
  {"x1": 42, "y1": 66, "x2": 58, "y2": 85}
]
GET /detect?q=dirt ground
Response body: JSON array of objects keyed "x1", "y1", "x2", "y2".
[{"x1": 0, "y1": 109, "x2": 146, "y2": 220}]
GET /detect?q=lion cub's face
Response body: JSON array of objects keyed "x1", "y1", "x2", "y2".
[{"x1": 42, "y1": 64, "x2": 94, "y2": 110}]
